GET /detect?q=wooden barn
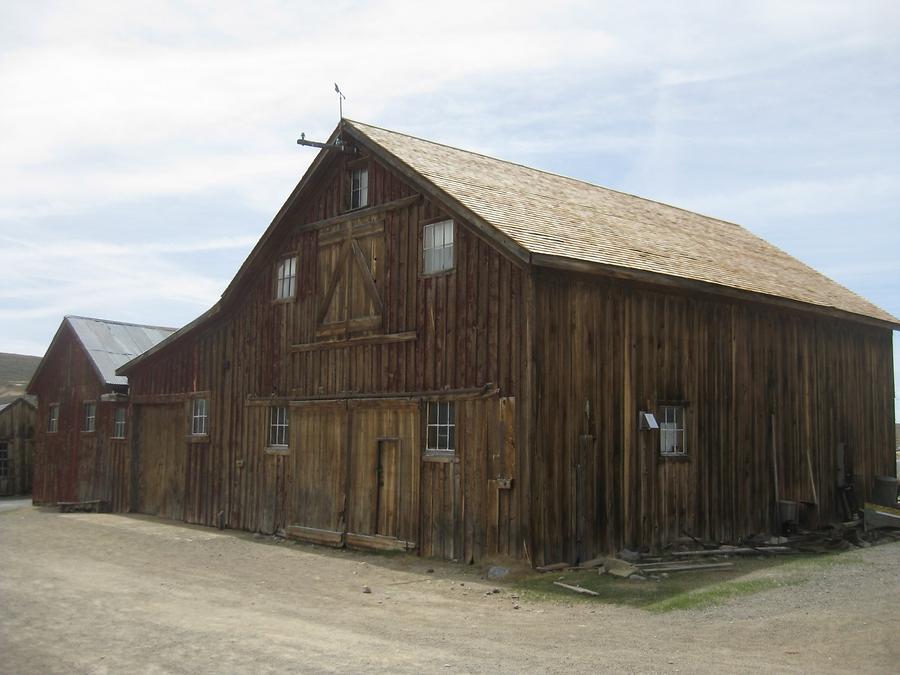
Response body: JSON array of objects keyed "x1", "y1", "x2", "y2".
[
  {"x1": 117, "y1": 120, "x2": 897, "y2": 565},
  {"x1": 0, "y1": 396, "x2": 36, "y2": 497},
  {"x1": 27, "y1": 316, "x2": 176, "y2": 509}
]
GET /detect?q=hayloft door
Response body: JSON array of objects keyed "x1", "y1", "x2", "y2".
[{"x1": 316, "y1": 218, "x2": 385, "y2": 340}]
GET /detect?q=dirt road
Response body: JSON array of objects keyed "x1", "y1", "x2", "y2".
[{"x1": 1, "y1": 504, "x2": 898, "y2": 673}]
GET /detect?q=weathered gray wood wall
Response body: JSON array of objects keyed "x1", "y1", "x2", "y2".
[{"x1": 530, "y1": 270, "x2": 895, "y2": 565}]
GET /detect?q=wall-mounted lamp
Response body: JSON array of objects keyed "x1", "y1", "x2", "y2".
[{"x1": 639, "y1": 411, "x2": 659, "y2": 430}]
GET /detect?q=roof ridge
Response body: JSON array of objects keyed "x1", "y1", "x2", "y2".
[
  {"x1": 65, "y1": 315, "x2": 178, "y2": 332},
  {"x1": 345, "y1": 119, "x2": 745, "y2": 231}
]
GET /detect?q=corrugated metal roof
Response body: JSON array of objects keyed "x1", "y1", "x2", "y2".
[
  {"x1": 346, "y1": 120, "x2": 897, "y2": 325},
  {"x1": 66, "y1": 316, "x2": 177, "y2": 386}
]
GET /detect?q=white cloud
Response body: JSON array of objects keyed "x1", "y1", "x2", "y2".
[{"x1": 1, "y1": 0, "x2": 898, "y2": 406}]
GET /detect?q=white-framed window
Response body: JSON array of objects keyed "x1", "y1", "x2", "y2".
[
  {"x1": 423, "y1": 219, "x2": 454, "y2": 274},
  {"x1": 82, "y1": 401, "x2": 96, "y2": 433},
  {"x1": 275, "y1": 256, "x2": 297, "y2": 300},
  {"x1": 0, "y1": 442, "x2": 8, "y2": 478},
  {"x1": 191, "y1": 398, "x2": 209, "y2": 436},
  {"x1": 48, "y1": 404, "x2": 59, "y2": 433},
  {"x1": 659, "y1": 405, "x2": 687, "y2": 456},
  {"x1": 425, "y1": 401, "x2": 456, "y2": 454},
  {"x1": 350, "y1": 167, "x2": 368, "y2": 209},
  {"x1": 268, "y1": 406, "x2": 289, "y2": 447},
  {"x1": 112, "y1": 407, "x2": 127, "y2": 439}
]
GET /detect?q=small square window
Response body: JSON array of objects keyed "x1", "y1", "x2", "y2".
[
  {"x1": 425, "y1": 401, "x2": 456, "y2": 454},
  {"x1": 350, "y1": 167, "x2": 368, "y2": 209},
  {"x1": 423, "y1": 220, "x2": 454, "y2": 274},
  {"x1": 48, "y1": 404, "x2": 59, "y2": 433},
  {"x1": 659, "y1": 405, "x2": 687, "y2": 456},
  {"x1": 112, "y1": 407, "x2": 127, "y2": 439},
  {"x1": 275, "y1": 256, "x2": 297, "y2": 300},
  {"x1": 0, "y1": 442, "x2": 8, "y2": 478},
  {"x1": 83, "y1": 402, "x2": 96, "y2": 433},
  {"x1": 191, "y1": 398, "x2": 209, "y2": 436},
  {"x1": 268, "y1": 406, "x2": 289, "y2": 447}
]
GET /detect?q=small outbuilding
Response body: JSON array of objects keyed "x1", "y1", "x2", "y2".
[
  {"x1": 27, "y1": 316, "x2": 176, "y2": 509},
  {"x1": 0, "y1": 396, "x2": 36, "y2": 496}
]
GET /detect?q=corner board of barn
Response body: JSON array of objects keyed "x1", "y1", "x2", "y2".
[{"x1": 31, "y1": 119, "x2": 898, "y2": 568}]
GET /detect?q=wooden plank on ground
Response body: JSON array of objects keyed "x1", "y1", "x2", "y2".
[{"x1": 285, "y1": 525, "x2": 345, "y2": 547}]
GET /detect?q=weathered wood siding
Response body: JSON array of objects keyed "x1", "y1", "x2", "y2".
[
  {"x1": 30, "y1": 324, "x2": 131, "y2": 510},
  {"x1": 0, "y1": 399, "x2": 36, "y2": 496},
  {"x1": 419, "y1": 395, "x2": 518, "y2": 561},
  {"x1": 531, "y1": 270, "x2": 896, "y2": 565},
  {"x1": 126, "y1": 146, "x2": 528, "y2": 560}
]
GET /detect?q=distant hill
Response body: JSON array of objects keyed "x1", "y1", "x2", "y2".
[{"x1": 0, "y1": 352, "x2": 42, "y2": 404}]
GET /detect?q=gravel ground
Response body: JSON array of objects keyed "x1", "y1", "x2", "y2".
[{"x1": 1, "y1": 504, "x2": 898, "y2": 674}]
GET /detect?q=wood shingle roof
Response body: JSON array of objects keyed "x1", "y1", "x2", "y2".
[{"x1": 346, "y1": 120, "x2": 897, "y2": 326}]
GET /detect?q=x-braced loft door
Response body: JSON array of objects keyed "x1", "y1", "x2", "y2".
[{"x1": 316, "y1": 217, "x2": 385, "y2": 340}]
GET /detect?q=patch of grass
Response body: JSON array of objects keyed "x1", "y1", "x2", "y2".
[
  {"x1": 646, "y1": 577, "x2": 787, "y2": 612},
  {"x1": 511, "y1": 550, "x2": 862, "y2": 613}
]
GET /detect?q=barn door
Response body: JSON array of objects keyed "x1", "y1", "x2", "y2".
[
  {"x1": 345, "y1": 401, "x2": 418, "y2": 549},
  {"x1": 317, "y1": 218, "x2": 385, "y2": 339},
  {"x1": 289, "y1": 402, "x2": 348, "y2": 544},
  {"x1": 375, "y1": 439, "x2": 400, "y2": 538},
  {"x1": 135, "y1": 403, "x2": 185, "y2": 520},
  {"x1": 287, "y1": 400, "x2": 418, "y2": 549}
]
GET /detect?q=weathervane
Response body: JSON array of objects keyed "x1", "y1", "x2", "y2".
[
  {"x1": 335, "y1": 83, "x2": 346, "y2": 119},
  {"x1": 295, "y1": 83, "x2": 356, "y2": 154}
]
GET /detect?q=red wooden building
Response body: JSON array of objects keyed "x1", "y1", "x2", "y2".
[
  {"x1": 28, "y1": 316, "x2": 175, "y2": 509},
  {"x1": 0, "y1": 396, "x2": 36, "y2": 496},
  {"x1": 117, "y1": 120, "x2": 897, "y2": 565}
]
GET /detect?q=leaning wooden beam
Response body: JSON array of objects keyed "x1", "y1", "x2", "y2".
[{"x1": 805, "y1": 447, "x2": 819, "y2": 506}]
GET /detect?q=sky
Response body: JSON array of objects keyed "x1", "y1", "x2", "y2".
[{"x1": 1, "y1": 1, "x2": 898, "y2": 414}]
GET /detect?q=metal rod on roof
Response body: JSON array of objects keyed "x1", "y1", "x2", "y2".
[
  {"x1": 335, "y1": 82, "x2": 346, "y2": 119},
  {"x1": 296, "y1": 132, "x2": 356, "y2": 154}
]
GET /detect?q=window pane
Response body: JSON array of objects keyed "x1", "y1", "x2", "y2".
[
  {"x1": 427, "y1": 426, "x2": 438, "y2": 450},
  {"x1": 424, "y1": 224, "x2": 434, "y2": 249}
]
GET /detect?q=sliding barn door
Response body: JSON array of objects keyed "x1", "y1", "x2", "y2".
[
  {"x1": 345, "y1": 401, "x2": 419, "y2": 547},
  {"x1": 135, "y1": 403, "x2": 185, "y2": 520},
  {"x1": 287, "y1": 399, "x2": 419, "y2": 550},
  {"x1": 290, "y1": 402, "x2": 348, "y2": 540}
]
